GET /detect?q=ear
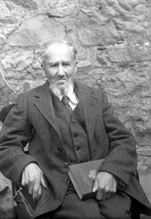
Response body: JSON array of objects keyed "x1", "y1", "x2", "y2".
[
  {"x1": 41, "y1": 60, "x2": 45, "y2": 69},
  {"x1": 74, "y1": 61, "x2": 78, "y2": 73},
  {"x1": 41, "y1": 57, "x2": 46, "y2": 70}
]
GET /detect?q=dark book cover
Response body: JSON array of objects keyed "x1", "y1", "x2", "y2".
[{"x1": 68, "y1": 159, "x2": 104, "y2": 200}]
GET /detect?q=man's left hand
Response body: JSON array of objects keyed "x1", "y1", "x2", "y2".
[{"x1": 93, "y1": 171, "x2": 117, "y2": 201}]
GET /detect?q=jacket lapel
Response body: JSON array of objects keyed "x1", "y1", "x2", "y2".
[
  {"x1": 33, "y1": 81, "x2": 99, "y2": 149},
  {"x1": 75, "y1": 82, "x2": 98, "y2": 147},
  {"x1": 33, "y1": 81, "x2": 61, "y2": 138}
]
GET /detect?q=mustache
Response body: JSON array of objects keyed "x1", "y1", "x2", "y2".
[{"x1": 55, "y1": 76, "x2": 67, "y2": 80}]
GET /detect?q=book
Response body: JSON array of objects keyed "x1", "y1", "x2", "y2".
[{"x1": 68, "y1": 159, "x2": 104, "y2": 200}]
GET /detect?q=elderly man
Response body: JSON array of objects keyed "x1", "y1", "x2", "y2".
[{"x1": 0, "y1": 40, "x2": 151, "y2": 219}]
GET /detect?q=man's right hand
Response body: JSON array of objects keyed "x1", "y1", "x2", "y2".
[{"x1": 21, "y1": 163, "x2": 46, "y2": 201}]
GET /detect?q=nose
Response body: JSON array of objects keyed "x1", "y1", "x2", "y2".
[{"x1": 57, "y1": 64, "x2": 65, "y2": 76}]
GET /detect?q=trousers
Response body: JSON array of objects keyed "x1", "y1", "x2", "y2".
[{"x1": 37, "y1": 183, "x2": 132, "y2": 219}]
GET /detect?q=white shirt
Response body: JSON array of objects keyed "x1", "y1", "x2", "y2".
[{"x1": 50, "y1": 83, "x2": 79, "y2": 110}]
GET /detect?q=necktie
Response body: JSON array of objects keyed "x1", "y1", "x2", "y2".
[{"x1": 62, "y1": 95, "x2": 72, "y2": 111}]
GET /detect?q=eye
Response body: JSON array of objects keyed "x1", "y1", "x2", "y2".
[
  {"x1": 50, "y1": 63, "x2": 58, "y2": 68},
  {"x1": 63, "y1": 62, "x2": 70, "y2": 67}
]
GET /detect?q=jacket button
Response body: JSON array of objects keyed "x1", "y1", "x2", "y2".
[{"x1": 63, "y1": 176, "x2": 68, "y2": 181}]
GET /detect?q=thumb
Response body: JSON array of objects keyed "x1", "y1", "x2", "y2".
[{"x1": 93, "y1": 179, "x2": 98, "y2": 192}]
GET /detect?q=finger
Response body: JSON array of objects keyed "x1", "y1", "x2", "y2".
[
  {"x1": 28, "y1": 184, "x2": 33, "y2": 195},
  {"x1": 21, "y1": 174, "x2": 25, "y2": 186},
  {"x1": 32, "y1": 182, "x2": 41, "y2": 201},
  {"x1": 41, "y1": 176, "x2": 47, "y2": 189},
  {"x1": 33, "y1": 186, "x2": 41, "y2": 201},
  {"x1": 21, "y1": 172, "x2": 26, "y2": 186},
  {"x1": 103, "y1": 184, "x2": 111, "y2": 193},
  {"x1": 93, "y1": 179, "x2": 98, "y2": 192},
  {"x1": 106, "y1": 181, "x2": 117, "y2": 193},
  {"x1": 112, "y1": 181, "x2": 117, "y2": 193},
  {"x1": 96, "y1": 190, "x2": 103, "y2": 200},
  {"x1": 101, "y1": 192, "x2": 112, "y2": 201},
  {"x1": 21, "y1": 171, "x2": 30, "y2": 188},
  {"x1": 32, "y1": 187, "x2": 42, "y2": 202},
  {"x1": 38, "y1": 186, "x2": 42, "y2": 198}
]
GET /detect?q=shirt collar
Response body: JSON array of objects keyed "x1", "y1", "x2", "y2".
[
  {"x1": 49, "y1": 82, "x2": 79, "y2": 105},
  {"x1": 65, "y1": 83, "x2": 78, "y2": 104}
]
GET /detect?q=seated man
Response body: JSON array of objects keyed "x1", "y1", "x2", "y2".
[{"x1": 0, "y1": 39, "x2": 151, "y2": 219}]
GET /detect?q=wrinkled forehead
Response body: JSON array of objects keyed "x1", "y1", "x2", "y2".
[
  {"x1": 43, "y1": 41, "x2": 77, "y2": 62},
  {"x1": 48, "y1": 43, "x2": 72, "y2": 55}
]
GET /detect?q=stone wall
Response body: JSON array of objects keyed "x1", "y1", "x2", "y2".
[
  {"x1": 0, "y1": 0, "x2": 151, "y2": 217},
  {"x1": 1, "y1": 0, "x2": 151, "y2": 168}
]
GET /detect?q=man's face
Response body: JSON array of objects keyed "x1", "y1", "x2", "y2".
[{"x1": 43, "y1": 43, "x2": 77, "y2": 91}]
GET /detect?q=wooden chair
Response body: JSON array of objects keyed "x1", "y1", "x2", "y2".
[{"x1": 0, "y1": 104, "x2": 34, "y2": 219}]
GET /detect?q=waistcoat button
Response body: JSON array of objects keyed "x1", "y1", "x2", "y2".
[
  {"x1": 58, "y1": 147, "x2": 63, "y2": 153},
  {"x1": 72, "y1": 121, "x2": 76, "y2": 126},
  {"x1": 73, "y1": 133, "x2": 77, "y2": 138},
  {"x1": 64, "y1": 162, "x2": 68, "y2": 167},
  {"x1": 76, "y1": 146, "x2": 80, "y2": 151}
]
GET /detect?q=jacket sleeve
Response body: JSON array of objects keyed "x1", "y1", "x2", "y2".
[
  {"x1": 99, "y1": 89, "x2": 137, "y2": 188},
  {"x1": 0, "y1": 93, "x2": 38, "y2": 187}
]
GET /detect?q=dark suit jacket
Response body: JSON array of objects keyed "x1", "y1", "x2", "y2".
[
  {"x1": 0, "y1": 80, "x2": 151, "y2": 218},
  {"x1": 0, "y1": 103, "x2": 15, "y2": 123}
]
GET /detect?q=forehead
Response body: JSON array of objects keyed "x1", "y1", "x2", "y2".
[{"x1": 45, "y1": 43, "x2": 74, "y2": 62}]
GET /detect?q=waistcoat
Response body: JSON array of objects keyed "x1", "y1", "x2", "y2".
[{"x1": 51, "y1": 93, "x2": 90, "y2": 164}]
